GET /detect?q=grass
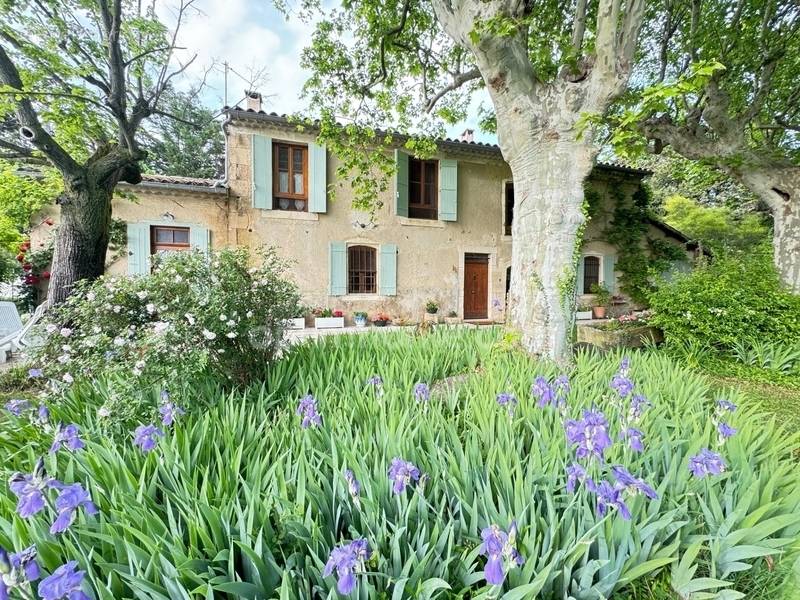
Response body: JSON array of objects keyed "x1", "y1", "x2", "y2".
[{"x1": 1, "y1": 329, "x2": 799, "y2": 599}]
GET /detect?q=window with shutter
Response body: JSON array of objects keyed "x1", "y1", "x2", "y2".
[
  {"x1": 408, "y1": 157, "x2": 438, "y2": 220},
  {"x1": 272, "y1": 142, "x2": 308, "y2": 211},
  {"x1": 583, "y1": 256, "x2": 600, "y2": 292},
  {"x1": 347, "y1": 246, "x2": 377, "y2": 294}
]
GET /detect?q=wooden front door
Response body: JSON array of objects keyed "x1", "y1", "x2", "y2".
[{"x1": 463, "y1": 254, "x2": 489, "y2": 320}]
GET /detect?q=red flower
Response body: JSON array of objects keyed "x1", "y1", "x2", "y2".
[
  {"x1": 22, "y1": 263, "x2": 33, "y2": 271},
  {"x1": 333, "y1": 310, "x2": 343, "y2": 318},
  {"x1": 24, "y1": 275, "x2": 40, "y2": 285},
  {"x1": 42, "y1": 271, "x2": 51, "y2": 279},
  {"x1": 15, "y1": 253, "x2": 25, "y2": 262}
]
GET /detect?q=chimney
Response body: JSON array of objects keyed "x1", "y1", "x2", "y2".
[
  {"x1": 459, "y1": 128, "x2": 474, "y2": 143},
  {"x1": 245, "y1": 90, "x2": 262, "y2": 112}
]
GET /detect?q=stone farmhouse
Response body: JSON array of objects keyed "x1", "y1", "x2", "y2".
[{"x1": 35, "y1": 95, "x2": 700, "y2": 324}]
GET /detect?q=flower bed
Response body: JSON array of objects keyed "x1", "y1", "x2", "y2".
[{"x1": 1, "y1": 329, "x2": 798, "y2": 598}]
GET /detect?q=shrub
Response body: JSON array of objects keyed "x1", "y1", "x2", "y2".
[
  {"x1": 648, "y1": 247, "x2": 800, "y2": 351},
  {"x1": 2, "y1": 330, "x2": 798, "y2": 599},
  {"x1": 28, "y1": 247, "x2": 300, "y2": 418}
]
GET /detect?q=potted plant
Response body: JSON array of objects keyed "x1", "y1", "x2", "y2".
[
  {"x1": 424, "y1": 300, "x2": 440, "y2": 323},
  {"x1": 353, "y1": 311, "x2": 368, "y2": 327},
  {"x1": 589, "y1": 283, "x2": 611, "y2": 319},
  {"x1": 444, "y1": 310, "x2": 460, "y2": 325},
  {"x1": 314, "y1": 307, "x2": 345, "y2": 329},
  {"x1": 575, "y1": 304, "x2": 593, "y2": 321},
  {"x1": 372, "y1": 312, "x2": 391, "y2": 327}
]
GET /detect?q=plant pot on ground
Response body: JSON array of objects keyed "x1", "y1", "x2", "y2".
[
  {"x1": 589, "y1": 283, "x2": 611, "y2": 319},
  {"x1": 372, "y1": 312, "x2": 391, "y2": 327},
  {"x1": 353, "y1": 311, "x2": 368, "y2": 327},
  {"x1": 575, "y1": 305, "x2": 593, "y2": 321},
  {"x1": 444, "y1": 310, "x2": 460, "y2": 325},
  {"x1": 425, "y1": 300, "x2": 439, "y2": 314}
]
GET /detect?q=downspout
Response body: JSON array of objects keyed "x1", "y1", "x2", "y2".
[{"x1": 212, "y1": 111, "x2": 234, "y2": 245}]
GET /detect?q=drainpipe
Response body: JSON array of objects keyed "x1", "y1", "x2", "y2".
[{"x1": 212, "y1": 111, "x2": 234, "y2": 245}]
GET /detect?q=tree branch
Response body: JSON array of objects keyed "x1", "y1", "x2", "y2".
[{"x1": 424, "y1": 67, "x2": 481, "y2": 112}]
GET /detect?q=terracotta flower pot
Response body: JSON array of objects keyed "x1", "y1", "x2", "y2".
[{"x1": 592, "y1": 306, "x2": 607, "y2": 319}]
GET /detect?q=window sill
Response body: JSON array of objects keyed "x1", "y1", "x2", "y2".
[
  {"x1": 342, "y1": 293, "x2": 388, "y2": 300},
  {"x1": 260, "y1": 210, "x2": 319, "y2": 222},
  {"x1": 398, "y1": 217, "x2": 445, "y2": 229}
]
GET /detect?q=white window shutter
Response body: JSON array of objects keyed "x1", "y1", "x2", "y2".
[{"x1": 126, "y1": 223, "x2": 150, "y2": 275}]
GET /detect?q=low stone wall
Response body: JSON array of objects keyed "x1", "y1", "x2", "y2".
[{"x1": 577, "y1": 324, "x2": 663, "y2": 350}]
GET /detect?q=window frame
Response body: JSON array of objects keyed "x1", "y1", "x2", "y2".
[
  {"x1": 581, "y1": 254, "x2": 604, "y2": 293},
  {"x1": 272, "y1": 141, "x2": 309, "y2": 211},
  {"x1": 150, "y1": 226, "x2": 191, "y2": 255},
  {"x1": 408, "y1": 157, "x2": 439, "y2": 220},
  {"x1": 347, "y1": 244, "x2": 378, "y2": 295}
]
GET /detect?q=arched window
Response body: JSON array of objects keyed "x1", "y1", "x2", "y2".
[
  {"x1": 583, "y1": 255, "x2": 601, "y2": 292},
  {"x1": 348, "y1": 245, "x2": 377, "y2": 294}
]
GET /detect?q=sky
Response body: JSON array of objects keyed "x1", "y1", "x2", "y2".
[{"x1": 157, "y1": 0, "x2": 496, "y2": 143}]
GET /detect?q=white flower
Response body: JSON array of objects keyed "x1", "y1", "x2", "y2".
[
  {"x1": 113, "y1": 336, "x2": 126, "y2": 346},
  {"x1": 248, "y1": 267, "x2": 258, "y2": 274},
  {"x1": 220, "y1": 314, "x2": 228, "y2": 321},
  {"x1": 185, "y1": 313, "x2": 196, "y2": 325},
  {"x1": 92, "y1": 326, "x2": 101, "y2": 334},
  {"x1": 175, "y1": 274, "x2": 183, "y2": 283},
  {"x1": 62, "y1": 373, "x2": 74, "y2": 383},
  {"x1": 146, "y1": 303, "x2": 156, "y2": 314},
  {"x1": 113, "y1": 305, "x2": 122, "y2": 314},
  {"x1": 57, "y1": 354, "x2": 70, "y2": 364},
  {"x1": 202, "y1": 329, "x2": 217, "y2": 340},
  {"x1": 153, "y1": 321, "x2": 169, "y2": 334},
  {"x1": 246, "y1": 311, "x2": 253, "y2": 318},
  {"x1": 86, "y1": 291, "x2": 96, "y2": 301},
  {"x1": 226, "y1": 332, "x2": 237, "y2": 339},
  {"x1": 46, "y1": 324, "x2": 57, "y2": 334},
  {"x1": 97, "y1": 406, "x2": 111, "y2": 418},
  {"x1": 226, "y1": 319, "x2": 236, "y2": 327},
  {"x1": 60, "y1": 327, "x2": 72, "y2": 337},
  {"x1": 137, "y1": 291, "x2": 148, "y2": 300},
  {"x1": 61, "y1": 344, "x2": 72, "y2": 352}
]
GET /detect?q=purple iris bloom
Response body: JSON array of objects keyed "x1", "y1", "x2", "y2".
[
  {"x1": 323, "y1": 538, "x2": 371, "y2": 595},
  {"x1": 717, "y1": 422, "x2": 737, "y2": 441},
  {"x1": 595, "y1": 480, "x2": 632, "y2": 520},
  {"x1": 5, "y1": 399, "x2": 31, "y2": 416},
  {"x1": 28, "y1": 368, "x2": 44, "y2": 378},
  {"x1": 159, "y1": 403, "x2": 185, "y2": 426},
  {"x1": 49, "y1": 482, "x2": 98, "y2": 534},
  {"x1": 388, "y1": 458, "x2": 421, "y2": 494},
  {"x1": 133, "y1": 424, "x2": 164, "y2": 452},
  {"x1": 531, "y1": 376, "x2": 555, "y2": 408},
  {"x1": 688, "y1": 448, "x2": 727, "y2": 478},
  {"x1": 565, "y1": 462, "x2": 595, "y2": 494},
  {"x1": 37, "y1": 404, "x2": 50, "y2": 422},
  {"x1": 610, "y1": 374, "x2": 634, "y2": 399},
  {"x1": 629, "y1": 394, "x2": 651, "y2": 421},
  {"x1": 160, "y1": 389, "x2": 170, "y2": 402},
  {"x1": 620, "y1": 428, "x2": 644, "y2": 452},
  {"x1": 619, "y1": 357, "x2": 631, "y2": 374},
  {"x1": 564, "y1": 409, "x2": 613, "y2": 462},
  {"x1": 9, "y1": 545, "x2": 40, "y2": 581},
  {"x1": 496, "y1": 392, "x2": 518, "y2": 417},
  {"x1": 414, "y1": 383, "x2": 430, "y2": 402},
  {"x1": 344, "y1": 469, "x2": 361, "y2": 499},
  {"x1": 610, "y1": 465, "x2": 658, "y2": 499},
  {"x1": 479, "y1": 522, "x2": 525, "y2": 586},
  {"x1": 554, "y1": 375, "x2": 570, "y2": 397},
  {"x1": 8, "y1": 467, "x2": 53, "y2": 519},
  {"x1": 37, "y1": 561, "x2": 90, "y2": 600},
  {"x1": 296, "y1": 394, "x2": 322, "y2": 428},
  {"x1": 49, "y1": 424, "x2": 85, "y2": 454},
  {"x1": 717, "y1": 399, "x2": 737, "y2": 413}
]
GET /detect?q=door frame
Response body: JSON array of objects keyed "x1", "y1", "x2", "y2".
[{"x1": 458, "y1": 247, "x2": 495, "y2": 320}]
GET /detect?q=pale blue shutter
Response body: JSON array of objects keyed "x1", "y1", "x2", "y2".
[
  {"x1": 252, "y1": 134, "x2": 272, "y2": 209},
  {"x1": 603, "y1": 254, "x2": 616, "y2": 293},
  {"x1": 190, "y1": 226, "x2": 210, "y2": 255},
  {"x1": 126, "y1": 223, "x2": 149, "y2": 275},
  {"x1": 329, "y1": 242, "x2": 347, "y2": 296},
  {"x1": 438, "y1": 159, "x2": 458, "y2": 221},
  {"x1": 576, "y1": 256, "x2": 585, "y2": 295},
  {"x1": 379, "y1": 244, "x2": 397, "y2": 296},
  {"x1": 308, "y1": 142, "x2": 327, "y2": 213},
  {"x1": 395, "y1": 150, "x2": 408, "y2": 217}
]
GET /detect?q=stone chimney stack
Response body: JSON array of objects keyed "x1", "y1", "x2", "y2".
[
  {"x1": 459, "y1": 128, "x2": 474, "y2": 143},
  {"x1": 245, "y1": 90, "x2": 262, "y2": 112}
]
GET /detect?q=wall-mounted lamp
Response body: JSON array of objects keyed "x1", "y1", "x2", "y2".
[{"x1": 161, "y1": 212, "x2": 175, "y2": 222}]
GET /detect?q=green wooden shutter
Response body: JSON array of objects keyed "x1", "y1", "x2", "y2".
[
  {"x1": 329, "y1": 241, "x2": 347, "y2": 296},
  {"x1": 379, "y1": 244, "x2": 397, "y2": 296},
  {"x1": 308, "y1": 142, "x2": 327, "y2": 213},
  {"x1": 126, "y1": 223, "x2": 149, "y2": 275},
  {"x1": 603, "y1": 254, "x2": 616, "y2": 293},
  {"x1": 251, "y1": 134, "x2": 272, "y2": 209},
  {"x1": 438, "y1": 159, "x2": 458, "y2": 221},
  {"x1": 395, "y1": 150, "x2": 408, "y2": 217},
  {"x1": 190, "y1": 226, "x2": 210, "y2": 255},
  {"x1": 576, "y1": 256, "x2": 585, "y2": 295}
]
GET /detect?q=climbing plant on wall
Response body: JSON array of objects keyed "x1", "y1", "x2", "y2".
[{"x1": 605, "y1": 186, "x2": 686, "y2": 304}]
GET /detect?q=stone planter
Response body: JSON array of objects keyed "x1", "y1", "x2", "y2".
[
  {"x1": 575, "y1": 311, "x2": 592, "y2": 321},
  {"x1": 423, "y1": 312, "x2": 440, "y2": 324},
  {"x1": 577, "y1": 324, "x2": 663, "y2": 350},
  {"x1": 373, "y1": 320, "x2": 388, "y2": 327},
  {"x1": 315, "y1": 317, "x2": 345, "y2": 329},
  {"x1": 444, "y1": 316, "x2": 460, "y2": 325},
  {"x1": 288, "y1": 317, "x2": 306, "y2": 330}
]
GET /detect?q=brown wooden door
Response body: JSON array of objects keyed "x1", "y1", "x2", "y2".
[{"x1": 464, "y1": 254, "x2": 489, "y2": 319}]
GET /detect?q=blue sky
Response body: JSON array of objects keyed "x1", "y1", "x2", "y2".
[{"x1": 159, "y1": 0, "x2": 496, "y2": 143}]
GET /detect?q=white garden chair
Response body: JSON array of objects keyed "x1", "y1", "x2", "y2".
[{"x1": 0, "y1": 302, "x2": 46, "y2": 363}]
